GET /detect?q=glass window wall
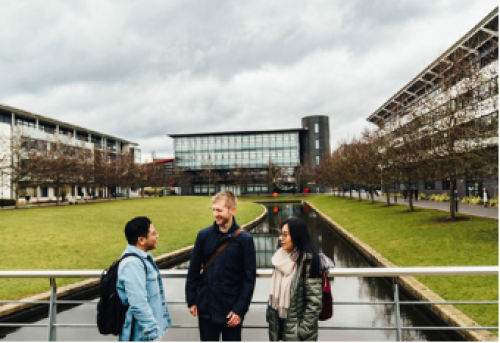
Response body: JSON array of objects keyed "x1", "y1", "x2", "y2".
[{"x1": 173, "y1": 131, "x2": 300, "y2": 170}]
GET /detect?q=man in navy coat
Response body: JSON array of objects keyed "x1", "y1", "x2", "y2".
[{"x1": 185, "y1": 190, "x2": 257, "y2": 341}]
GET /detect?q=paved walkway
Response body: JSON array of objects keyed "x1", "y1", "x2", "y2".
[
  {"x1": 344, "y1": 191, "x2": 498, "y2": 219},
  {"x1": 0, "y1": 197, "x2": 140, "y2": 210}
]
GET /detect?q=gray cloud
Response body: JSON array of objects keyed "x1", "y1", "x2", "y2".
[{"x1": 0, "y1": 0, "x2": 497, "y2": 158}]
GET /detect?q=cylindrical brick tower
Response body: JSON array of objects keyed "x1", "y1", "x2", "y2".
[{"x1": 301, "y1": 115, "x2": 330, "y2": 169}]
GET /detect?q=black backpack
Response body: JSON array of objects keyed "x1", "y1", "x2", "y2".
[{"x1": 97, "y1": 253, "x2": 147, "y2": 336}]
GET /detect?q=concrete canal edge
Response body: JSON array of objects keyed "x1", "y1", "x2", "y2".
[
  {"x1": 304, "y1": 200, "x2": 497, "y2": 342},
  {"x1": 0, "y1": 204, "x2": 268, "y2": 321}
]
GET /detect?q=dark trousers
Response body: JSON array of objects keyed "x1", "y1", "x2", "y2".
[{"x1": 198, "y1": 317, "x2": 242, "y2": 341}]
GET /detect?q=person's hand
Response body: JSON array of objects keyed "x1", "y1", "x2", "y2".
[
  {"x1": 226, "y1": 311, "x2": 241, "y2": 327},
  {"x1": 189, "y1": 305, "x2": 198, "y2": 317}
]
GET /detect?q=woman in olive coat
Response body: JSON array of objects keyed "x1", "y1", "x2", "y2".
[{"x1": 266, "y1": 218, "x2": 323, "y2": 341}]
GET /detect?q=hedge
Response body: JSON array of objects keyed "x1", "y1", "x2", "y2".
[{"x1": 0, "y1": 199, "x2": 16, "y2": 206}]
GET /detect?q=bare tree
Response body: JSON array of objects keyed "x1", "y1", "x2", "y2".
[
  {"x1": 30, "y1": 137, "x2": 82, "y2": 205},
  {"x1": 0, "y1": 130, "x2": 39, "y2": 208},
  {"x1": 295, "y1": 153, "x2": 314, "y2": 195},
  {"x1": 399, "y1": 36, "x2": 498, "y2": 218},
  {"x1": 359, "y1": 129, "x2": 384, "y2": 203},
  {"x1": 263, "y1": 157, "x2": 281, "y2": 194}
]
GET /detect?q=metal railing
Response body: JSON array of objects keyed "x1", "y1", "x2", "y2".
[{"x1": 0, "y1": 266, "x2": 497, "y2": 341}]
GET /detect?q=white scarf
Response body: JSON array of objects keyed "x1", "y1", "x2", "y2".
[{"x1": 269, "y1": 248, "x2": 298, "y2": 319}]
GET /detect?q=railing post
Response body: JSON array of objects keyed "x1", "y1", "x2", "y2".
[
  {"x1": 47, "y1": 278, "x2": 57, "y2": 341},
  {"x1": 393, "y1": 279, "x2": 402, "y2": 342}
]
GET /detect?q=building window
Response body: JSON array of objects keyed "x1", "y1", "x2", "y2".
[
  {"x1": 315, "y1": 140, "x2": 319, "y2": 149},
  {"x1": 41, "y1": 187, "x2": 48, "y2": 197},
  {"x1": 316, "y1": 156, "x2": 320, "y2": 166},
  {"x1": 424, "y1": 181, "x2": 435, "y2": 190},
  {"x1": 442, "y1": 179, "x2": 450, "y2": 191},
  {"x1": 315, "y1": 123, "x2": 319, "y2": 133},
  {"x1": 0, "y1": 112, "x2": 11, "y2": 124}
]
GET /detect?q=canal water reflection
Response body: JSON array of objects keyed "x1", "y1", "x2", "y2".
[{"x1": 1, "y1": 202, "x2": 454, "y2": 341}]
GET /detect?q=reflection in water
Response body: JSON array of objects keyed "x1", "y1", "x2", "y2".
[
  {"x1": 1, "y1": 203, "x2": 456, "y2": 341},
  {"x1": 250, "y1": 203, "x2": 453, "y2": 342}
]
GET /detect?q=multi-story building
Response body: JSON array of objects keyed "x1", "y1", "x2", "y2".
[
  {"x1": 366, "y1": 8, "x2": 498, "y2": 198},
  {"x1": 0, "y1": 104, "x2": 140, "y2": 202},
  {"x1": 168, "y1": 115, "x2": 330, "y2": 195}
]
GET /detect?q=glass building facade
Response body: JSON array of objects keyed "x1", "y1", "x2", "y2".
[
  {"x1": 168, "y1": 116, "x2": 330, "y2": 195},
  {"x1": 172, "y1": 130, "x2": 302, "y2": 170}
]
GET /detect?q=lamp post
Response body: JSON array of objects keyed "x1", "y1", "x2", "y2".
[{"x1": 454, "y1": 189, "x2": 459, "y2": 213}]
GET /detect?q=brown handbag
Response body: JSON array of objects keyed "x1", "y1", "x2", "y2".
[
  {"x1": 302, "y1": 261, "x2": 334, "y2": 321},
  {"x1": 201, "y1": 228, "x2": 243, "y2": 276}
]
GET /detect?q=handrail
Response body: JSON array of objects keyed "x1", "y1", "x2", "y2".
[
  {"x1": 0, "y1": 266, "x2": 498, "y2": 341},
  {"x1": 0, "y1": 266, "x2": 497, "y2": 278}
]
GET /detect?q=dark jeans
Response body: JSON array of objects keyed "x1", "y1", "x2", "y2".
[{"x1": 198, "y1": 317, "x2": 242, "y2": 341}]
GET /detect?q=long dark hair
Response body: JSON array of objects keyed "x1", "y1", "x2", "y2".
[{"x1": 280, "y1": 218, "x2": 321, "y2": 278}]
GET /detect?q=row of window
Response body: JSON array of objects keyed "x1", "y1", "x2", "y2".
[
  {"x1": 193, "y1": 184, "x2": 269, "y2": 193},
  {"x1": 175, "y1": 132, "x2": 299, "y2": 146},
  {"x1": 180, "y1": 160, "x2": 300, "y2": 170},
  {"x1": 175, "y1": 141, "x2": 300, "y2": 152},
  {"x1": 193, "y1": 185, "x2": 216, "y2": 194},
  {"x1": 176, "y1": 149, "x2": 299, "y2": 161},
  {"x1": 383, "y1": 76, "x2": 498, "y2": 126}
]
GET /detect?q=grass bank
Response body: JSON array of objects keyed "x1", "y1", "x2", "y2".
[
  {"x1": 241, "y1": 195, "x2": 498, "y2": 332},
  {"x1": 0, "y1": 196, "x2": 263, "y2": 300}
]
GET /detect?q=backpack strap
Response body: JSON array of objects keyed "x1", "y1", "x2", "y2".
[{"x1": 120, "y1": 253, "x2": 148, "y2": 341}]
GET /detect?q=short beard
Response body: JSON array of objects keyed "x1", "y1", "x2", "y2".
[{"x1": 218, "y1": 216, "x2": 231, "y2": 228}]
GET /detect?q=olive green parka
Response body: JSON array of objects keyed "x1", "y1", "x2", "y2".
[{"x1": 266, "y1": 254, "x2": 322, "y2": 341}]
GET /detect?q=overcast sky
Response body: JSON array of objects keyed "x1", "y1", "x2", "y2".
[{"x1": 0, "y1": 0, "x2": 497, "y2": 160}]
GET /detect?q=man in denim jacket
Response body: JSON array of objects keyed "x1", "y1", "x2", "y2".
[{"x1": 117, "y1": 217, "x2": 172, "y2": 341}]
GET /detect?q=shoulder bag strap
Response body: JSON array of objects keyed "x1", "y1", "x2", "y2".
[{"x1": 201, "y1": 228, "x2": 243, "y2": 276}]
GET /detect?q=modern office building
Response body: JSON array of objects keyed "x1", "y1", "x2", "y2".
[
  {"x1": 168, "y1": 115, "x2": 330, "y2": 195},
  {"x1": 0, "y1": 104, "x2": 140, "y2": 202},
  {"x1": 366, "y1": 8, "x2": 498, "y2": 198}
]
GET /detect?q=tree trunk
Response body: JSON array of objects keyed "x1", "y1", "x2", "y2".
[
  {"x1": 14, "y1": 182, "x2": 19, "y2": 209},
  {"x1": 449, "y1": 177, "x2": 456, "y2": 219},
  {"x1": 55, "y1": 185, "x2": 60, "y2": 206},
  {"x1": 408, "y1": 180, "x2": 414, "y2": 212},
  {"x1": 349, "y1": 185, "x2": 353, "y2": 200},
  {"x1": 370, "y1": 188, "x2": 374, "y2": 203},
  {"x1": 358, "y1": 187, "x2": 361, "y2": 201},
  {"x1": 385, "y1": 186, "x2": 390, "y2": 205}
]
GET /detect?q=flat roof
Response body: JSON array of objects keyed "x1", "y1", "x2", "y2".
[
  {"x1": 168, "y1": 127, "x2": 306, "y2": 138},
  {"x1": 367, "y1": 7, "x2": 499, "y2": 123},
  {"x1": 0, "y1": 103, "x2": 138, "y2": 145}
]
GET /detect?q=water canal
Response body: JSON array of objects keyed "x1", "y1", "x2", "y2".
[{"x1": 1, "y1": 202, "x2": 456, "y2": 341}]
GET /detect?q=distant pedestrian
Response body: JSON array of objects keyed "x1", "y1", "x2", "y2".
[
  {"x1": 483, "y1": 188, "x2": 490, "y2": 207},
  {"x1": 116, "y1": 217, "x2": 172, "y2": 341},
  {"x1": 266, "y1": 218, "x2": 323, "y2": 341},
  {"x1": 414, "y1": 187, "x2": 419, "y2": 201},
  {"x1": 403, "y1": 188, "x2": 408, "y2": 201}
]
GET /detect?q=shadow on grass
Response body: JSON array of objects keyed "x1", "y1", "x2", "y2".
[
  {"x1": 397, "y1": 209, "x2": 426, "y2": 214},
  {"x1": 433, "y1": 216, "x2": 471, "y2": 222}
]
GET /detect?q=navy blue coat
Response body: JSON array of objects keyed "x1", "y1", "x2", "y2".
[{"x1": 185, "y1": 219, "x2": 257, "y2": 324}]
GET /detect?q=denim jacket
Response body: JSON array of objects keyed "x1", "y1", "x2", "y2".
[{"x1": 117, "y1": 245, "x2": 172, "y2": 341}]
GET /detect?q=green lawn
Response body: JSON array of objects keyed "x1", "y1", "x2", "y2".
[
  {"x1": 241, "y1": 195, "x2": 498, "y2": 332},
  {"x1": 0, "y1": 197, "x2": 263, "y2": 300}
]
